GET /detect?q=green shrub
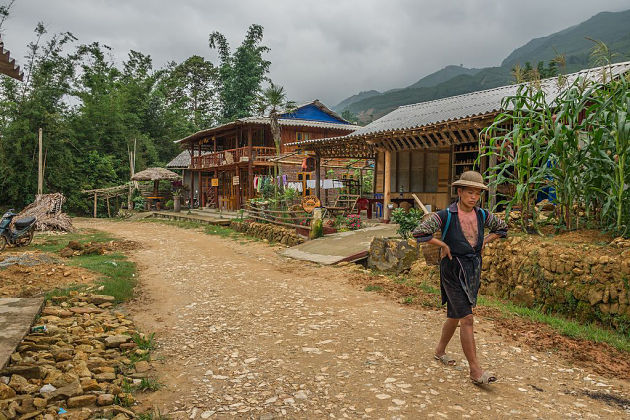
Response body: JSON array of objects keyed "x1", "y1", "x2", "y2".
[
  {"x1": 391, "y1": 208, "x2": 424, "y2": 239},
  {"x1": 133, "y1": 195, "x2": 145, "y2": 209}
]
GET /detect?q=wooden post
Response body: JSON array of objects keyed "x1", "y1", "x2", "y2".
[
  {"x1": 247, "y1": 127, "x2": 253, "y2": 199},
  {"x1": 37, "y1": 128, "x2": 43, "y2": 196},
  {"x1": 383, "y1": 149, "x2": 392, "y2": 222},
  {"x1": 198, "y1": 170, "x2": 202, "y2": 208},
  {"x1": 236, "y1": 168, "x2": 241, "y2": 210},
  {"x1": 93, "y1": 193, "x2": 97, "y2": 218},
  {"x1": 190, "y1": 169, "x2": 194, "y2": 208},
  {"x1": 315, "y1": 153, "x2": 321, "y2": 201},
  {"x1": 106, "y1": 197, "x2": 111, "y2": 218}
]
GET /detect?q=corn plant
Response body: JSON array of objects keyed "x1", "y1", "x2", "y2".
[
  {"x1": 481, "y1": 70, "x2": 630, "y2": 236},
  {"x1": 584, "y1": 76, "x2": 630, "y2": 234},
  {"x1": 480, "y1": 83, "x2": 556, "y2": 234}
]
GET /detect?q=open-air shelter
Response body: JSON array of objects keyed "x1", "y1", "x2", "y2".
[{"x1": 131, "y1": 167, "x2": 181, "y2": 209}]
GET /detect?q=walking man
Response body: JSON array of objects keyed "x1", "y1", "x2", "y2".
[{"x1": 412, "y1": 171, "x2": 508, "y2": 384}]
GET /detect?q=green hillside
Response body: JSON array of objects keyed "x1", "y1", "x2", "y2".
[
  {"x1": 339, "y1": 9, "x2": 630, "y2": 122},
  {"x1": 334, "y1": 90, "x2": 381, "y2": 112},
  {"x1": 502, "y1": 10, "x2": 630, "y2": 68},
  {"x1": 407, "y1": 65, "x2": 481, "y2": 89}
]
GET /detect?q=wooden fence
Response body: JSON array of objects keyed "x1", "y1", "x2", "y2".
[{"x1": 244, "y1": 203, "x2": 312, "y2": 231}]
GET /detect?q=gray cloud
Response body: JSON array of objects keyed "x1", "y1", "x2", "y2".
[{"x1": 3, "y1": 0, "x2": 629, "y2": 106}]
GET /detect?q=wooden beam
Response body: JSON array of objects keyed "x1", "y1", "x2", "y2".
[
  {"x1": 383, "y1": 149, "x2": 392, "y2": 222},
  {"x1": 93, "y1": 193, "x2": 97, "y2": 218},
  {"x1": 315, "y1": 153, "x2": 321, "y2": 201},
  {"x1": 397, "y1": 135, "x2": 413, "y2": 150},
  {"x1": 463, "y1": 128, "x2": 476, "y2": 143},
  {"x1": 247, "y1": 127, "x2": 253, "y2": 199}
]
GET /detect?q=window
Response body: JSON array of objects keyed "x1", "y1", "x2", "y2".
[
  {"x1": 297, "y1": 172, "x2": 312, "y2": 196},
  {"x1": 296, "y1": 132, "x2": 311, "y2": 142}
]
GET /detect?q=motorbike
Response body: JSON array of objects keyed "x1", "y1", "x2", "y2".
[{"x1": 0, "y1": 209, "x2": 36, "y2": 251}]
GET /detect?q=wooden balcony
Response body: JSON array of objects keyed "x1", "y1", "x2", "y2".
[{"x1": 190, "y1": 147, "x2": 276, "y2": 169}]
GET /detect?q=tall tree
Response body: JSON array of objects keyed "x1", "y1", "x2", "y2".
[
  {"x1": 159, "y1": 55, "x2": 218, "y2": 131},
  {"x1": 209, "y1": 24, "x2": 270, "y2": 121},
  {"x1": 256, "y1": 82, "x2": 295, "y2": 193}
]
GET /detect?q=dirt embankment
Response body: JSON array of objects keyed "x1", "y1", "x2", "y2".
[{"x1": 0, "y1": 252, "x2": 95, "y2": 298}]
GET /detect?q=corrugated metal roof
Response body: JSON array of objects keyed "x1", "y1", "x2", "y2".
[
  {"x1": 174, "y1": 100, "x2": 360, "y2": 145},
  {"x1": 291, "y1": 61, "x2": 630, "y2": 146},
  {"x1": 240, "y1": 116, "x2": 360, "y2": 130},
  {"x1": 166, "y1": 150, "x2": 213, "y2": 168}
]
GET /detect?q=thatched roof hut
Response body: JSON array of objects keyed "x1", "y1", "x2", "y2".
[{"x1": 131, "y1": 167, "x2": 181, "y2": 182}]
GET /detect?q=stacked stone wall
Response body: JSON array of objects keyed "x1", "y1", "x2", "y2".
[
  {"x1": 230, "y1": 220, "x2": 304, "y2": 247},
  {"x1": 480, "y1": 236, "x2": 630, "y2": 332},
  {"x1": 390, "y1": 235, "x2": 630, "y2": 333}
]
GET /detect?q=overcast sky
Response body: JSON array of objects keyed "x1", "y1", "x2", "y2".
[{"x1": 3, "y1": 0, "x2": 629, "y2": 106}]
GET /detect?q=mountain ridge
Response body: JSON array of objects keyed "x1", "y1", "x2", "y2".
[{"x1": 336, "y1": 9, "x2": 630, "y2": 123}]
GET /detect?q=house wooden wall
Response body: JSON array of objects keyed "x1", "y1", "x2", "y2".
[{"x1": 375, "y1": 147, "x2": 453, "y2": 211}]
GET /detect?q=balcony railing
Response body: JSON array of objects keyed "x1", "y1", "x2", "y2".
[{"x1": 191, "y1": 147, "x2": 276, "y2": 169}]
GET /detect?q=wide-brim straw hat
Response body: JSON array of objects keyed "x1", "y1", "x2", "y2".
[{"x1": 452, "y1": 171, "x2": 488, "y2": 191}]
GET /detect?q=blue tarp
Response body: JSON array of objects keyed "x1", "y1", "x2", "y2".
[{"x1": 281, "y1": 104, "x2": 349, "y2": 124}]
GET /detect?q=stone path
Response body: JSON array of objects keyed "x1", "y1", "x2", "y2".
[
  {"x1": 281, "y1": 224, "x2": 398, "y2": 265},
  {"x1": 0, "y1": 298, "x2": 44, "y2": 369},
  {"x1": 76, "y1": 220, "x2": 630, "y2": 419}
]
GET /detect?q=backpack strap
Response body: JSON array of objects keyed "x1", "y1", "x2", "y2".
[
  {"x1": 479, "y1": 208, "x2": 486, "y2": 222},
  {"x1": 441, "y1": 209, "x2": 452, "y2": 241}
]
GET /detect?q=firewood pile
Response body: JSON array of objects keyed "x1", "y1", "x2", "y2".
[{"x1": 17, "y1": 193, "x2": 75, "y2": 232}]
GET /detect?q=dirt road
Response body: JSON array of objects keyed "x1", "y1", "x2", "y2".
[{"x1": 76, "y1": 220, "x2": 630, "y2": 419}]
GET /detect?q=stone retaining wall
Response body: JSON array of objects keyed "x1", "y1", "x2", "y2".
[
  {"x1": 481, "y1": 236, "x2": 630, "y2": 331},
  {"x1": 230, "y1": 220, "x2": 304, "y2": 247},
  {"x1": 400, "y1": 236, "x2": 630, "y2": 332}
]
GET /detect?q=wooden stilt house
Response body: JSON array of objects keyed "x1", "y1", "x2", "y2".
[{"x1": 173, "y1": 100, "x2": 362, "y2": 210}]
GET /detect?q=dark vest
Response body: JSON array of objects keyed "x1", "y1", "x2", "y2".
[{"x1": 436, "y1": 205, "x2": 485, "y2": 257}]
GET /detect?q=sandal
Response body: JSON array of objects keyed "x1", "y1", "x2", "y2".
[
  {"x1": 471, "y1": 371, "x2": 497, "y2": 385},
  {"x1": 434, "y1": 353, "x2": 457, "y2": 366}
]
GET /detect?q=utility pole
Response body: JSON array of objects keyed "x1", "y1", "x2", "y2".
[{"x1": 37, "y1": 128, "x2": 43, "y2": 196}]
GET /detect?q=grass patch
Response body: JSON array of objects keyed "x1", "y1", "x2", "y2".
[
  {"x1": 28, "y1": 229, "x2": 137, "y2": 303},
  {"x1": 68, "y1": 253, "x2": 136, "y2": 303},
  {"x1": 477, "y1": 296, "x2": 630, "y2": 352},
  {"x1": 364, "y1": 285, "x2": 383, "y2": 292},
  {"x1": 136, "y1": 377, "x2": 163, "y2": 392},
  {"x1": 363, "y1": 269, "x2": 630, "y2": 352},
  {"x1": 44, "y1": 284, "x2": 88, "y2": 301},
  {"x1": 140, "y1": 217, "x2": 267, "y2": 242},
  {"x1": 204, "y1": 224, "x2": 235, "y2": 238},
  {"x1": 417, "y1": 282, "x2": 439, "y2": 294},
  {"x1": 29, "y1": 229, "x2": 115, "y2": 253},
  {"x1": 133, "y1": 332, "x2": 156, "y2": 350}
]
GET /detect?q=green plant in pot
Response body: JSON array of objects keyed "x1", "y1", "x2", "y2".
[{"x1": 171, "y1": 180, "x2": 184, "y2": 212}]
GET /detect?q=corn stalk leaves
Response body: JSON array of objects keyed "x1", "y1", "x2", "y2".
[{"x1": 480, "y1": 75, "x2": 630, "y2": 236}]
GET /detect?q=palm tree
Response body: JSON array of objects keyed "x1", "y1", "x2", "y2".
[{"x1": 257, "y1": 82, "x2": 296, "y2": 195}]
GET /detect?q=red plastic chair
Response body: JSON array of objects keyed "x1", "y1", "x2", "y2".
[{"x1": 355, "y1": 198, "x2": 370, "y2": 218}]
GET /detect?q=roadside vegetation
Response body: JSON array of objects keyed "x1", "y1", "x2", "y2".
[
  {"x1": 360, "y1": 272, "x2": 630, "y2": 353},
  {"x1": 26, "y1": 229, "x2": 137, "y2": 302},
  {"x1": 138, "y1": 217, "x2": 266, "y2": 243}
]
